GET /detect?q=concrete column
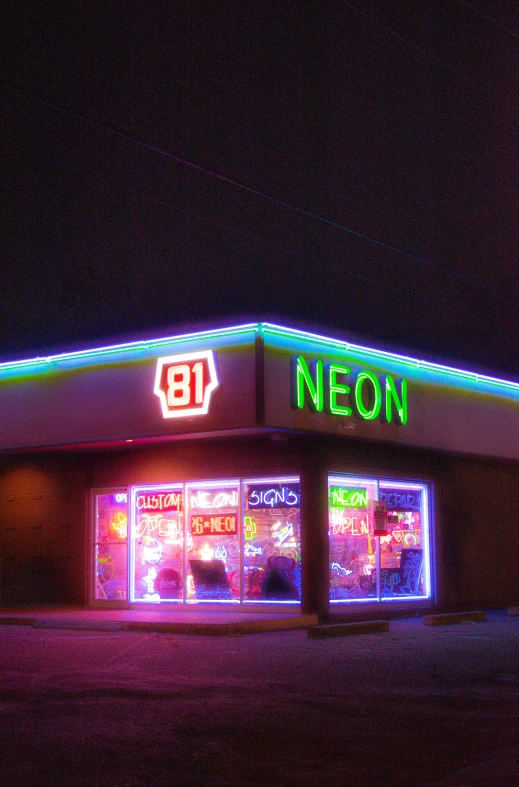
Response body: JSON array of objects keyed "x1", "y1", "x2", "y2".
[{"x1": 300, "y1": 459, "x2": 329, "y2": 619}]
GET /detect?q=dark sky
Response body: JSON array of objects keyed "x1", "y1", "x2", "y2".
[{"x1": 3, "y1": 1, "x2": 519, "y2": 377}]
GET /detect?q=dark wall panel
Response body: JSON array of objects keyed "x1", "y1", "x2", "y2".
[{"x1": 0, "y1": 459, "x2": 87, "y2": 605}]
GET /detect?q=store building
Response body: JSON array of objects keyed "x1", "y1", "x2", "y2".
[{"x1": 0, "y1": 321, "x2": 518, "y2": 618}]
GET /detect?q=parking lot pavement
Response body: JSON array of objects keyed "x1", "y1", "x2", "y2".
[
  {"x1": 0, "y1": 610, "x2": 518, "y2": 786},
  {"x1": 426, "y1": 750, "x2": 519, "y2": 786}
]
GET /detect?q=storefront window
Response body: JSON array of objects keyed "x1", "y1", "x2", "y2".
[
  {"x1": 122, "y1": 476, "x2": 301, "y2": 606},
  {"x1": 185, "y1": 481, "x2": 241, "y2": 603},
  {"x1": 328, "y1": 478, "x2": 378, "y2": 603},
  {"x1": 328, "y1": 476, "x2": 431, "y2": 604},
  {"x1": 243, "y1": 478, "x2": 301, "y2": 603},
  {"x1": 131, "y1": 485, "x2": 184, "y2": 602},
  {"x1": 94, "y1": 491, "x2": 128, "y2": 601},
  {"x1": 378, "y1": 482, "x2": 429, "y2": 600}
]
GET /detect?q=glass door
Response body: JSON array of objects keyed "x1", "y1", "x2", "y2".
[
  {"x1": 378, "y1": 480, "x2": 431, "y2": 601},
  {"x1": 92, "y1": 490, "x2": 128, "y2": 605}
]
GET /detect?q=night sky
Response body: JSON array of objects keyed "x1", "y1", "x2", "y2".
[{"x1": 3, "y1": 1, "x2": 519, "y2": 378}]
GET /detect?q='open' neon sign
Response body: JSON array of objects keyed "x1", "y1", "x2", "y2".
[
  {"x1": 154, "y1": 351, "x2": 219, "y2": 418},
  {"x1": 291, "y1": 356, "x2": 408, "y2": 425}
]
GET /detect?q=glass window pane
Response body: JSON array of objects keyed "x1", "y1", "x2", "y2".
[
  {"x1": 131, "y1": 486, "x2": 184, "y2": 603},
  {"x1": 94, "y1": 492, "x2": 128, "y2": 601},
  {"x1": 243, "y1": 478, "x2": 301, "y2": 604},
  {"x1": 379, "y1": 483, "x2": 429, "y2": 599},
  {"x1": 328, "y1": 478, "x2": 378, "y2": 603},
  {"x1": 186, "y1": 482, "x2": 240, "y2": 603}
]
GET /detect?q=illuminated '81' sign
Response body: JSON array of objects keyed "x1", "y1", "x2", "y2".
[{"x1": 154, "y1": 351, "x2": 219, "y2": 418}]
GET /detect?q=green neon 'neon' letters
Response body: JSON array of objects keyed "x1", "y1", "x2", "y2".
[
  {"x1": 327, "y1": 364, "x2": 352, "y2": 416},
  {"x1": 353, "y1": 371, "x2": 382, "y2": 420},
  {"x1": 291, "y1": 354, "x2": 408, "y2": 425},
  {"x1": 291, "y1": 355, "x2": 324, "y2": 412},
  {"x1": 384, "y1": 376, "x2": 408, "y2": 425}
]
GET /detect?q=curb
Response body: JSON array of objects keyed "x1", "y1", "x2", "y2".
[
  {"x1": 33, "y1": 619, "x2": 126, "y2": 631},
  {"x1": 308, "y1": 620, "x2": 389, "y2": 638},
  {"x1": 0, "y1": 616, "x2": 36, "y2": 627},
  {"x1": 423, "y1": 611, "x2": 486, "y2": 626},
  {"x1": 125, "y1": 614, "x2": 318, "y2": 636},
  {"x1": 0, "y1": 613, "x2": 318, "y2": 636}
]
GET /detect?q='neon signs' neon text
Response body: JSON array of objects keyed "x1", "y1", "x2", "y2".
[
  {"x1": 190, "y1": 489, "x2": 239, "y2": 509},
  {"x1": 247, "y1": 484, "x2": 300, "y2": 508},
  {"x1": 291, "y1": 355, "x2": 408, "y2": 425}
]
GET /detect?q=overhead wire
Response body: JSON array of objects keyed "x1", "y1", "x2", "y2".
[
  {"x1": 453, "y1": 0, "x2": 519, "y2": 39},
  {"x1": 4, "y1": 83, "x2": 516, "y2": 304},
  {"x1": 337, "y1": 1, "x2": 518, "y2": 110},
  {"x1": 92, "y1": 175, "x2": 383, "y2": 288},
  {"x1": 5, "y1": 161, "x2": 382, "y2": 289}
]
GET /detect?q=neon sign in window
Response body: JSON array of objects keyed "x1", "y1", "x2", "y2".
[
  {"x1": 191, "y1": 514, "x2": 238, "y2": 536},
  {"x1": 329, "y1": 487, "x2": 368, "y2": 508},
  {"x1": 131, "y1": 484, "x2": 184, "y2": 603},
  {"x1": 328, "y1": 475, "x2": 431, "y2": 604},
  {"x1": 186, "y1": 481, "x2": 240, "y2": 603},
  {"x1": 189, "y1": 488, "x2": 238, "y2": 509},
  {"x1": 247, "y1": 484, "x2": 300, "y2": 508},
  {"x1": 328, "y1": 479, "x2": 377, "y2": 603},
  {"x1": 154, "y1": 351, "x2": 219, "y2": 418},
  {"x1": 128, "y1": 477, "x2": 302, "y2": 606},
  {"x1": 136, "y1": 491, "x2": 183, "y2": 511}
]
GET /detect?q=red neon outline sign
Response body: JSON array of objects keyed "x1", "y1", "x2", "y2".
[{"x1": 154, "y1": 351, "x2": 219, "y2": 418}]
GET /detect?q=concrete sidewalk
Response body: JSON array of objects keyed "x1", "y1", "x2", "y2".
[{"x1": 0, "y1": 606, "x2": 318, "y2": 635}]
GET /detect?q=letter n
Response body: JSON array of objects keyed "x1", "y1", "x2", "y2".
[
  {"x1": 291, "y1": 356, "x2": 324, "y2": 412},
  {"x1": 383, "y1": 376, "x2": 408, "y2": 425}
]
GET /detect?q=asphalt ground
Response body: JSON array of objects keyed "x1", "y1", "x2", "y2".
[{"x1": 1, "y1": 611, "x2": 518, "y2": 786}]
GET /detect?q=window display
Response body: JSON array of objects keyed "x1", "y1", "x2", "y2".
[
  {"x1": 378, "y1": 482, "x2": 429, "y2": 600},
  {"x1": 328, "y1": 476, "x2": 430, "y2": 604},
  {"x1": 94, "y1": 491, "x2": 128, "y2": 601},
  {"x1": 131, "y1": 485, "x2": 184, "y2": 602},
  {"x1": 94, "y1": 473, "x2": 429, "y2": 609},
  {"x1": 328, "y1": 478, "x2": 378, "y2": 602},
  {"x1": 243, "y1": 478, "x2": 301, "y2": 603},
  {"x1": 186, "y1": 481, "x2": 240, "y2": 602},
  {"x1": 124, "y1": 476, "x2": 300, "y2": 605}
]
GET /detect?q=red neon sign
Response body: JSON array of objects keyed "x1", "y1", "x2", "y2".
[
  {"x1": 154, "y1": 351, "x2": 219, "y2": 418},
  {"x1": 191, "y1": 514, "x2": 237, "y2": 536}
]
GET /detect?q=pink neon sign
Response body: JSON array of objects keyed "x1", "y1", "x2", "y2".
[
  {"x1": 136, "y1": 492, "x2": 183, "y2": 512},
  {"x1": 154, "y1": 351, "x2": 219, "y2": 418}
]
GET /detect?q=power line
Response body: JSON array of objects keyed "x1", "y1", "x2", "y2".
[
  {"x1": 338, "y1": 1, "x2": 518, "y2": 110},
  {"x1": 454, "y1": 0, "x2": 519, "y2": 40},
  {"x1": 4, "y1": 83, "x2": 516, "y2": 303},
  {"x1": 6, "y1": 160, "x2": 383, "y2": 288},
  {"x1": 92, "y1": 174, "x2": 383, "y2": 288}
]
